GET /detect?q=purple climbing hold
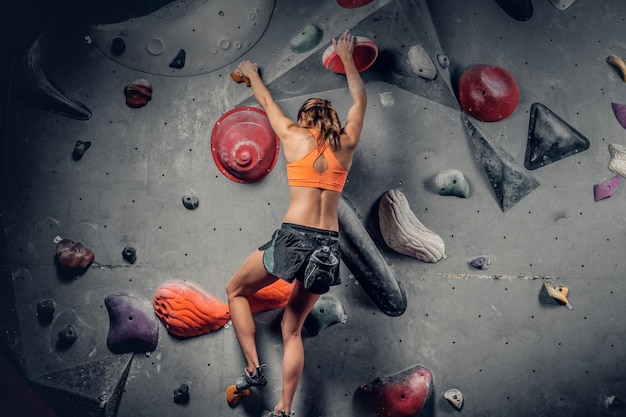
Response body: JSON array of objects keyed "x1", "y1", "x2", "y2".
[
  {"x1": 611, "y1": 102, "x2": 626, "y2": 130},
  {"x1": 105, "y1": 292, "x2": 158, "y2": 354},
  {"x1": 469, "y1": 256, "x2": 491, "y2": 270},
  {"x1": 593, "y1": 175, "x2": 620, "y2": 202}
]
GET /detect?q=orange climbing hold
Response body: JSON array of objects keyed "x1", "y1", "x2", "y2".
[
  {"x1": 248, "y1": 280, "x2": 295, "y2": 314},
  {"x1": 226, "y1": 385, "x2": 250, "y2": 407},
  {"x1": 153, "y1": 280, "x2": 230, "y2": 337}
]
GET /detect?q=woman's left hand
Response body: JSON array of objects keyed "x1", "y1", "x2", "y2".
[{"x1": 237, "y1": 60, "x2": 259, "y2": 78}]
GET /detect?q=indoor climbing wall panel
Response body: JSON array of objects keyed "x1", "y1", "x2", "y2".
[{"x1": 1, "y1": 0, "x2": 626, "y2": 416}]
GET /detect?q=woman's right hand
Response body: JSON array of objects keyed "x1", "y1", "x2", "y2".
[{"x1": 333, "y1": 30, "x2": 356, "y2": 62}]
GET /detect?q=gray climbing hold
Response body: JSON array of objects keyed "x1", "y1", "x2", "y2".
[
  {"x1": 37, "y1": 299, "x2": 55, "y2": 324},
  {"x1": 182, "y1": 190, "x2": 199, "y2": 210},
  {"x1": 72, "y1": 140, "x2": 91, "y2": 160},
  {"x1": 57, "y1": 324, "x2": 77, "y2": 348},
  {"x1": 434, "y1": 169, "x2": 469, "y2": 198},
  {"x1": 463, "y1": 113, "x2": 540, "y2": 212},
  {"x1": 408, "y1": 44, "x2": 437, "y2": 80},
  {"x1": 122, "y1": 246, "x2": 137, "y2": 264},
  {"x1": 469, "y1": 256, "x2": 490, "y2": 270},
  {"x1": 608, "y1": 143, "x2": 626, "y2": 177},
  {"x1": 173, "y1": 384, "x2": 190, "y2": 404},
  {"x1": 444, "y1": 388, "x2": 464, "y2": 410},
  {"x1": 437, "y1": 54, "x2": 449, "y2": 69}
]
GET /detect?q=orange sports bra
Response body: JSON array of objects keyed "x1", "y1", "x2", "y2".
[{"x1": 286, "y1": 129, "x2": 348, "y2": 192}]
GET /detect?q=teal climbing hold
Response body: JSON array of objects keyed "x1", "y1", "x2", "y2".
[
  {"x1": 290, "y1": 24, "x2": 324, "y2": 53},
  {"x1": 304, "y1": 294, "x2": 347, "y2": 336},
  {"x1": 434, "y1": 169, "x2": 469, "y2": 198}
]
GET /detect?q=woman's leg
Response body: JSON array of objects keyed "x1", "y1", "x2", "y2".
[
  {"x1": 275, "y1": 281, "x2": 321, "y2": 414},
  {"x1": 226, "y1": 250, "x2": 278, "y2": 375}
]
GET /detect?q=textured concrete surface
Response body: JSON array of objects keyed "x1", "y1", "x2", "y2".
[{"x1": 1, "y1": 0, "x2": 626, "y2": 417}]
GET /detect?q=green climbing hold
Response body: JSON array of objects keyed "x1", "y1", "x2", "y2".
[
  {"x1": 434, "y1": 169, "x2": 469, "y2": 198},
  {"x1": 304, "y1": 294, "x2": 347, "y2": 336},
  {"x1": 290, "y1": 24, "x2": 324, "y2": 53}
]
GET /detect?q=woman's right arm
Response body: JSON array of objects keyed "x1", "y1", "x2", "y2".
[
  {"x1": 237, "y1": 61, "x2": 296, "y2": 139},
  {"x1": 334, "y1": 31, "x2": 367, "y2": 149}
]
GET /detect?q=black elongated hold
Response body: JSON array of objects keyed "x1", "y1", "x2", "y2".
[
  {"x1": 122, "y1": 246, "x2": 137, "y2": 264},
  {"x1": 337, "y1": 196, "x2": 407, "y2": 316},
  {"x1": 36, "y1": 299, "x2": 55, "y2": 324},
  {"x1": 72, "y1": 140, "x2": 92, "y2": 160},
  {"x1": 111, "y1": 37, "x2": 126, "y2": 56},
  {"x1": 494, "y1": 0, "x2": 533, "y2": 21},
  {"x1": 173, "y1": 384, "x2": 190, "y2": 404},
  {"x1": 12, "y1": 35, "x2": 92, "y2": 120},
  {"x1": 57, "y1": 324, "x2": 77, "y2": 345},
  {"x1": 169, "y1": 49, "x2": 186, "y2": 69}
]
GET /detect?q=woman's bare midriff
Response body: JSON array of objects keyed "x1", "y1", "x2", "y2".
[{"x1": 282, "y1": 187, "x2": 341, "y2": 231}]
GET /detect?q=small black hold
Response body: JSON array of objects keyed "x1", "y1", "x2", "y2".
[
  {"x1": 57, "y1": 324, "x2": 77, "y2": 348},
  {"x1": 111, "y1": 37, "x2": 126, "y2": 56},
  {"x1": 72, "y1": 140, "x2": 92, "y2": 160},
  {"x1": 169, "y1": 49, "x2": 186, "y2": 69},
  {"x1": 182, "y1": 192, "x2": 199, "y2": 210},
  {"x1": 122, "y1": 246, "x2": 137, "y2": 264},
  {"x1": 173, "y1": 383, "x2": 190, "y2": 404},
  {"x1": 36, "y1": 299, "x2": 55, "y2": 324}
]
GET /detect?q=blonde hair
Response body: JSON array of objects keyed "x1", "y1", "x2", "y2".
[{"x1": 297, "y1": 98, "x2": 342, "y2": 148}]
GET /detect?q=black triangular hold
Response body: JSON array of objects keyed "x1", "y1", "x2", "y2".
[
  {"x1": 525, "y1": 102, "x2": 590, "y2": 170},
  {"x1": 463, "y1": 113, "x2": 540, "y2": 212},
  {"x1": 494, "y1": 0, "x2": 534, "y2": 21},
  {"x1": 32, "y1": 354, "x2": 133, "y2": 417}
]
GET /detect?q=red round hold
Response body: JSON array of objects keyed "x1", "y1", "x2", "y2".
[
  {"x1": 458, "y1": 64, "x2": 520, "y2": 122},
  {"x1": 322, "y1": 36, "x2": 378, "y2": 74},
  {"x1": 336, "y1": 0, "x2": 375, "y2": 8},
  {"x1": 211, "y1": 107, "x2": 279, "y2": 183}
]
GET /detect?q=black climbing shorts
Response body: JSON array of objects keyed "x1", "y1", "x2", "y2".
[{"x1": 259, "y1": 223, "x2": 341, "y2": 288}]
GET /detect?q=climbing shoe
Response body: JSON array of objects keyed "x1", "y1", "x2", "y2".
[
  {"x1": 261, "y1": 408, "x2": 294, "y2": 417},
  {"x1": 235, "y1": 364, "x2": 267, "y2": 391}
]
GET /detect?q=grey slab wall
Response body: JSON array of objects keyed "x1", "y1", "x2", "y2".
[{"x1": 1, "y1": 0, "x2": 625, "y2": 416}]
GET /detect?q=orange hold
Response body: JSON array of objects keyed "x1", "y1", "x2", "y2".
[
  {"x1": 153, "y1": 281, "x2": 230, "y2": 337},
  {"x1": 248, "y1": 279, "x2": 295, "y2": 314}
]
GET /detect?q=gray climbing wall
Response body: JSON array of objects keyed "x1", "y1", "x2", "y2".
[{"x1": 1, "y1": 0, "x2": 626, "y2": 416}]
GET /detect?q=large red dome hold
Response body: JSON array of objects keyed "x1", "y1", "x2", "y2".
[
  {"x1": 458, "y1": 64, "x2": 520, "y2": 122},
  {"x1": 211, "y1": 107, "x2": 280, "y2": 184}
]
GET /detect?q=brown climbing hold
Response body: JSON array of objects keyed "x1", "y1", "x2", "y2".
[
  {"x1": 56, "y1": 238, "x2": 94, "y2": 269},
  {"x1": 153, "y1": 280, "x2": 230, "y2": 337},
  {"x1": 124, "y1": 79, "x2": 152, "y2": 108},
  {"x1": 230, "y1": 70, "x2": 251, "y2": 87}
]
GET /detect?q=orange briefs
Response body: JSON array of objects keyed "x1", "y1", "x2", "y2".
[{"x1": 286, "y1": 130, "x2": 348, "y2": 192}]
